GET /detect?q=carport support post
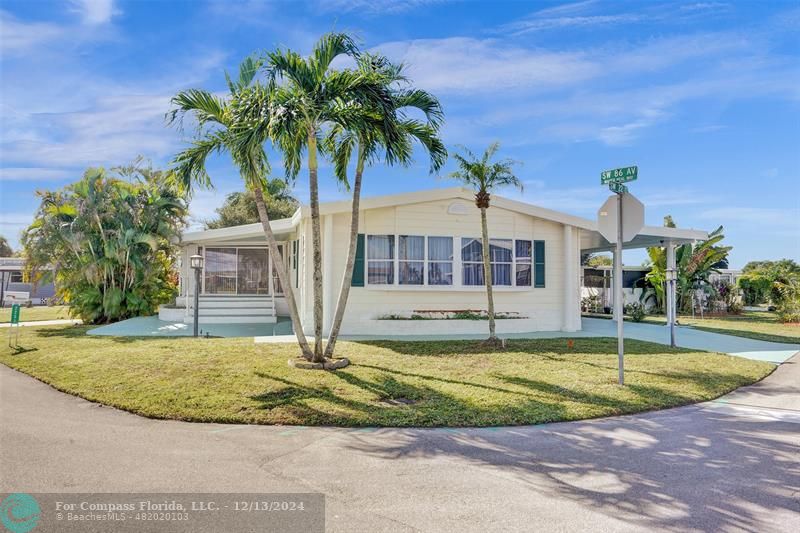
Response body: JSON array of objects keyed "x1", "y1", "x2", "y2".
[
  {"x1": 666, "y1": 241, "x2": 676, "y2": 348},
  {"x1": 615, "y1": 193, "x2": 624, "y2": 385}
]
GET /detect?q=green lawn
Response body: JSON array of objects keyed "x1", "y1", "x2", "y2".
[
  {"x1": 0, "y1": 305, "x2": 71, "y2": 323},
  {"x1": 584, "y1": 311, "x2": 799, "y2": 344},
  {"x1": 0, "y1": 325, "x2": 773, "y2": 427},
  {"x1": 644, "y1": 311, "x2": 799, "y2": 344}
]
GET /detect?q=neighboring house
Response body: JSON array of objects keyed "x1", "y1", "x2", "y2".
[
  {"x1": 0, "y1": 257, "x2": 56, "y2": 307},
  {"x1": 581, "y1": 265, "x2": 653, "y2": 312},
  {"x1": 709, "y1": 269, "x2": 742, "y2": 286},
  {"x1": 166, "y1": 187, "x2": 706, "y2": 335}
]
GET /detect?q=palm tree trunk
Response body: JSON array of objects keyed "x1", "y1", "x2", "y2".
[
  {"x1": 324, "y1": 147, "x2": 365, "y2": 358},
  {"x1": 480, "y1": 205, "x2": 497, "y2": 339},
  {"x1": 253, "y1": 186, "x2": 313, "y2": 359},
  {"x1": 307, "y1": 129, "x2": 325, "y2": 362}
]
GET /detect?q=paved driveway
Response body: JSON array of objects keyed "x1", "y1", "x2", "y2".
[{"x1": 2, "y1": 355, "x2": 798, "y2": 532}]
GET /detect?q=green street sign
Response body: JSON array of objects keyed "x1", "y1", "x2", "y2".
[
  {"x1": 601, "y1": 165, "x2": 638, "y2": 184},
  {"x1": 609, "y1": 182, "x2": 628, "y2": 194},
  {"x1": 10, "y1": 304, "x2": 20, "y2": 324}
]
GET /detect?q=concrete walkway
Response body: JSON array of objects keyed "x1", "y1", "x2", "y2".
[
  {"x1": 1, "y1": 356, "x2": 798, "y2": 532},
  {"x1": 0, "y1": 318, "x2": 81, "y2": 328},
  {"x1": 258, "y1": 317, "x2": 799, "y2": 364}
]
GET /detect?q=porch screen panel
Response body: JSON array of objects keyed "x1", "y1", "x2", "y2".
[
  {"x1": 205, "y1": 248, "x2": 237, "y2": 294},
  {"x1": 238, "y1": 248, "x2": 269, "y2": 294}
]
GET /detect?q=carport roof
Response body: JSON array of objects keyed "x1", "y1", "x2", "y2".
[{"x1": 580, "y1": 225, "x2": 708, "y2": 253}]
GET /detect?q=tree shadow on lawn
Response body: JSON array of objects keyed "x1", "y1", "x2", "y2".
[
  {"x1": 340, "y1": 407, "x2": 800, "y2": 531},
  {"x1": 250, "y1": 370, "x2": 578, "y2": 427},
  {"x1": 248, "y1": 359, "x2": 754, "y2": 427},
  {"x1": 350, "y1": 337, "x2": 695, "y2": 357}
]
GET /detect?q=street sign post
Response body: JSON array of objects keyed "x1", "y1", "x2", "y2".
[
  {"x1": 601, "y1": 165, "x2": 638, "y2": 184},
  {"x1": 8, "y1": 303, "x2": 21, "y2": 347},
  {"x1": 597, "y1": 168, "x2": 644, "y2": 386},
  {"x1": 608, "y1": 182, "x2": 628, "y2": 194}
]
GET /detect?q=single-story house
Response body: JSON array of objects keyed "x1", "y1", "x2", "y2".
[
  {"x1": 0, "y1": 257, "x2": 56, "y2": 307},
  {"x1": 165, "y1": 187, "x2": 707, "y2": 335}
]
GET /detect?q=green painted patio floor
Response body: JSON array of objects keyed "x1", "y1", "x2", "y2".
[{"x1": 87, "y1": 316, "x2": 292, "y2": 338}]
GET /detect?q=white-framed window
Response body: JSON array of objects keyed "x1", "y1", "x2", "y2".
[
  {"x1": 9, "y1": 271, "x2": 23, "y2": 283},
  {"x1": 364, "y1": 234, "x2": 534, "y2": 289},
  {"x1": 367, "y1": 235, "x2": 395, "y2": 285},
  {"x1": 428, "y1": 236, "x2": 453, "y2": 286},
  {"x1": 398, "y1": 235, "x2": 424, "y2": 285},
  {"x1": 515, "y1": 240, "x2": 532, "y2": 287},
  {"x1": 461, "y1": 238, "x2": 513, "y2": 286}
]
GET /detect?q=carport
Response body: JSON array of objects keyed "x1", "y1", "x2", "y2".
[{"x1": 580, "y1": 223, "x2": 709, "y2": 335}]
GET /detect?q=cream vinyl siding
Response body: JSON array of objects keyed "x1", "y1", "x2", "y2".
[{"x1": 320, "y1": 199, "x2": 569, "y2": 332}]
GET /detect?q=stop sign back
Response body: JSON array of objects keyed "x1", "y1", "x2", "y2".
[{"x1": 597, "y1": 193, "x2": 644, "y2": 244}]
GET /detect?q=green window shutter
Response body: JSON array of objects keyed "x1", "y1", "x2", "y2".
[
  {"x1": 534, "y1": 240, "x2": 546, "y2": 288},
  {"x1": 352, "y1": 233, "x2": 365, "y2": 287}
]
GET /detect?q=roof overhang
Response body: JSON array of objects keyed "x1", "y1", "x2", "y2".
[
  {"x1": 181, "y1": 216, "x2": 298, "y2": 245},
  {"x1": 302, "y1": 186, "x2": 597, "y2": 231},
  {"x1": 580, "y1": 225, "x2": 708, "y2": 253},
  {"x1": 178, "y1": 187, "x2": 709, "y2": 251}
]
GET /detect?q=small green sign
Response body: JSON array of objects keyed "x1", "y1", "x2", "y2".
[
  {"x1": 601, "y1": 165, "x2": 638, "y2": 184},
  {"x1": 609, "y1": 182, "x2": 628, "y2": 194},
  {"x1": 10, "y1": 304, "x2": 20, "y2": 324}
]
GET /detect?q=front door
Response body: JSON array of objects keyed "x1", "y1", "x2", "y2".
[{"x1": 237, "y1": 248, "x2": 269, "y2": 294}]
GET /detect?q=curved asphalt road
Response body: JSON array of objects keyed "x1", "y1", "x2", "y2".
[{"x1": 1, "y1": 357, "x2": 799, "y2": 532}]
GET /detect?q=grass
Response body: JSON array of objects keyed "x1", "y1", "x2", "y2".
[
  {"x1": 0, "y1": 305, "x2": 71, "y2": 323},
  {"x1": 0, "y1": 324, "x2": 774, "y2": 427},
  {"x1": 584, "y1": 311, "x2": 799, "y2": 344},
  {"x1": 645, "y1": 311, "x2": 799, "y2": 344}
]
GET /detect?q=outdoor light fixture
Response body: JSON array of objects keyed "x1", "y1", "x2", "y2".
[{"x1": 190, "y1": 254, "x2": 204, "y2": 337}]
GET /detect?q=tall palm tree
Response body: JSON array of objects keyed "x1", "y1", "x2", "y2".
[
  {"x1": 322, "y1": 54, "x2": 446, "y2": 358},
  {"x1": 449, "y1": 142, "x2": 522, "y2": 342},
  {"x1": 257, "y1": 33, "x2": 400, "y2": 361},
  {"x1": 168, "y1": 56, "x2": 314, "y2": 359}
]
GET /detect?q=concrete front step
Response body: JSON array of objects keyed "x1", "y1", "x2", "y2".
[
  {"x1": 194, "y1": 315, "x2": 278, "y2": 324},
  {"x1": 198, "y1": 309, "x2": 274, "y2": 318},
  {"x1": 197, "y1": 303, "x2": 275, "y2": 311}
]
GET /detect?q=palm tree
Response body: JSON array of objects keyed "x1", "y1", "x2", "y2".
[
  {"x1": 256, "y1": 33, "x2": 400, "y2": 361},
  {"x1": 449, "y1": 142, "x2": 522, "y2": 342},
  {"x1": 322, "y1": 54, "x2": 447, "y2": 358},
  {"x1": 0, "y1": 235, "x2": 13, "y2": 257},
  {"x1": 168, "y1": 56, "x2": 314, "y2": 359}
]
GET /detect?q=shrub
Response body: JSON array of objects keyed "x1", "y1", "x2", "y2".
[
  {"x1": 727, "y1": 301, "x2": 743, "y2": 315},
  {"x1": 23, "y1": 165, "x2": 186, "y2": 324},
  {"x1": 625, "y1": 302, "x2": 646, "y2": 322}
]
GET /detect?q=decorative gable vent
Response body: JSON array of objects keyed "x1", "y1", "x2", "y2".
[{"x1": 447, "y1": 201, "x2": 470, "y2": 215}]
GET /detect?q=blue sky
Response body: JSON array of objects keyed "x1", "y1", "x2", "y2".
[{"x1": 1, "y1": 0, "x2": 798, "y2": 267}]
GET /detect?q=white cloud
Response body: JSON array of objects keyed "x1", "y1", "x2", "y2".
[
  {"x1": 69, "y1": 0, "x2": 117, "y2": 25},
  {"x1": 1, "y1": 44, "x2": 227, "y2": 177},
  {"x1": 0, "y1": 168, "x2": 77, "y2": 181},
  {"x1": 317, "y1": 0, "x2": 446, "y2": 14},
  {"x1": 0, "y1": 11, "x2": 64, "y2": 53},
  {"x1": 501, "y1": 13, "x2": 642, "y2": 36},
  {"x1": 376, "y1": 37, "x2": 598, "y2": 94}
]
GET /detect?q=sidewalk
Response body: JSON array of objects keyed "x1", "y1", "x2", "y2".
[{"x1": 0, "y1": 318, "x2": 82, "y2": 328}]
